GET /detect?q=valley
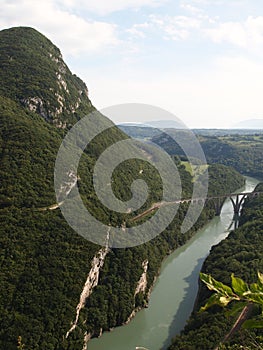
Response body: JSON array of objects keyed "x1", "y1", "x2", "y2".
[{"x1": 0, "y1": 26, "x2": 262, "y2": 350}]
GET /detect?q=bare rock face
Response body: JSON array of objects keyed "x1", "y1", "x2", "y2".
[
  {"x1": 21, "y1": 96, "x2": 49, "y2": 119},
  {"x1": 135, "y1": 259, "x2": 148, "y2": 296}
]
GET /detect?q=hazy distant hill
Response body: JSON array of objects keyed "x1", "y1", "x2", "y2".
[
  {"x1": 146, "y1": 119, "x2": 186, "y2": 129},
  {"x1": 233, "y1": 118, "x2": 263, "y2": 129}
]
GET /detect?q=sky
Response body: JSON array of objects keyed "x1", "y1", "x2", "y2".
[{"x1": 2, "y1": 0, "x2": 263, "y2": 128}]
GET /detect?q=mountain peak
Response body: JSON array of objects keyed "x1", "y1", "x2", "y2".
[{"x1": 0, "y1": 26, "x2": 94, "y2": 128}]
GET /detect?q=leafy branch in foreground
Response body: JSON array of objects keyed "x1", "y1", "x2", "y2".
[
  {"x1": 199, "y1": 271, "x2": 263, "y2": 347},
  {"x1": 200, "y1": 271, "x2": 263, "y2": 317},
  {"x1": 200, "y1": 272, "x2": 263, "y2": 349}
]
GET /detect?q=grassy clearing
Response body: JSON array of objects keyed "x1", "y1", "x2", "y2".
[{"x1": 181, "y1": 161, "x2": 208, "y2": 182}]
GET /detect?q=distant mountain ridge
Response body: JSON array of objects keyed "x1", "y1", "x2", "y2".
[
  {"x1": 233, "y1": 118, "x2": 263, "y2": 129},
  {"x1": 146, "y1": 119, "x2": 186, "y2": 129},
  {"x1": 118, "y1": 120, "x2": 185, "y2": 129}
]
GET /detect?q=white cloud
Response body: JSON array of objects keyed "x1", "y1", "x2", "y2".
[
  {"x1": 149, "y1": 14, "x2": 201, "y2": 41},
  {"x1": 188, "y1": 0, "x2": 225, "y2": 4},
  {"x1": 173, "y1": 16, "x2": 201, "y2": 29},
  {"x1": 150, "y1": 15, "x2": 201, "y2": 29},
  {"x1": 126, "y1": 23, "x2": 150, "y2": 38},
  {"x1": 57, "y1": 0, "x2": 167, "y2": 15},
  {"x1": 125, "y1": 14, "x2": 202, "y2": 43},
  {"x1": 180, "y1": 2, "x2": 204, "y2": 15},
  {"x1": 205, "y1": 16, "x2": 263, "y2": 51},
  {"x1": 1, "y1": 0, "x2": 119, "y2": 56},
  {"x1": 206, "y1": 22, "x2": 247, "y2": 47}
]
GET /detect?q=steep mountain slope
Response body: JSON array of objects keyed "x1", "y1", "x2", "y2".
[
  {"x1": 0, "y1": 95, "x2": 60, "y2": 207},
  {"x1": 0, "y1": 26, "x2": 246, "y2": 350},
  {"x1": 0, "y1": 26, "x2": 94, "y2": 128}
]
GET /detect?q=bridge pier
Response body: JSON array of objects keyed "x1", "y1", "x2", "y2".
[
  {"x1": 213, "y1": 198, "x2": 224, "y2": 216},
  {"x1": 229, "y1": 194, "x2": 247, "y2": 215},
  {"x1": 227, "y1": 213, "x2": 240, "y2": 231},
  {"x1": 211, "y1": 193, "x2": 248, "y2": 216}
]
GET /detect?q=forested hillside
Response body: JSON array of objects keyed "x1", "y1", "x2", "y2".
[
  {"x1": 151, "y1": 130, "x2": 263, "y2": 179},
  {"x1": 169, "y1": 184, "x2": 263, "y2": 350},
  {"x1": 0, "y1": 26, "x2": 246, "y2": 350},
  {"x1": 200, "y1": 135, "x2": 263, "y2": 179}
]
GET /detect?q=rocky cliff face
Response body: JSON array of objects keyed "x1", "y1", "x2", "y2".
[
  {"x1": 0, "y1": 26, "x2": 94, "y2": 128},
  {"x1": 134, "y1": 260, "x2": 148, "y2": 296}
]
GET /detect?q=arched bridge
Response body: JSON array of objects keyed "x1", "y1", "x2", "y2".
[
  {"x1": 180, "y1": 191, "x2": 263, "y2": 216},
  {"x1": 132, "y1": 191, "x2": 263, "y2": 222}
]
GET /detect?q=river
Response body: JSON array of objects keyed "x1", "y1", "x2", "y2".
[{"x1": 88, "y1": 177, "x2": 259, "y2": 350}]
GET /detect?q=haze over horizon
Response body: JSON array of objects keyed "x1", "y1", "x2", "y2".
[
  {"x1": 117, "y1": 118, "x2": 263, "y2": 129},
  {"x1": 2, "y1": 0, "x2": 263, "y2": 128}
]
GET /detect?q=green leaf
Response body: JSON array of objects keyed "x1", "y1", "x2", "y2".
[
  {"x1": 200, "y1": 293, "x2": 222, "y2": 312},
  {"x1": 200, "y1": 293, "x2": 236, "y2": 312},
  {"x1": 246, "y1": 293, "x2": 263, "y2": 306},
  {"x1": 200, "y1": 273, "x2": 236, "y2": 297},
  {"x1": 257, "y1": 272, "x2": 263, "y2": 288},
  {"x1": 219, "y1": 296, "x2": 232, "y2": 307},
  {"x1": 250, "y1": 283, "x2": 261, "y2": 293},
  {"x1": 213, "y1": 280, "x2": 235, "y2": 297},
  {"x1": 231, "y1": 274, "x2": 249, "y2": 296},
  {"x1": 200, "y1": 273, "x2": 215, "y2": 291},
  {"x1": 242, "y1": 319, "x2": 263, "y2": 329}
]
